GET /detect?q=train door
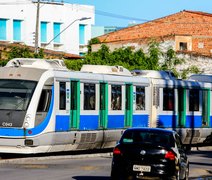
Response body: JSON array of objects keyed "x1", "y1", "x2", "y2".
[
  {"x1": 99, "y1": 82, "x2": 108, "y2": 129},
  {"x1": 178, "y1": 88, "x2": 186, "y2": 127},
  {"x1": 125, "y1": 84, "x2": 133, "y2": 127},
  {"x1": 70, "y1": 80, "x2": 80, "y2": 129},
  {"x1": 202, "y1": 89, "x2": 210, "y2": 127},
  {"x1": 55, "y1": 81, "x2": 71, "y2": 132}
]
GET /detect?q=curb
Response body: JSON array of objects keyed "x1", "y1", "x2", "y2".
[{"x1": 0, "y1": 152, "x2": 112, "y2": 164}]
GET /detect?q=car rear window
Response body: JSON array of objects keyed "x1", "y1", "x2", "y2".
[{"x1": 120, "y1": 130, "x2": 175, "y2": 147}]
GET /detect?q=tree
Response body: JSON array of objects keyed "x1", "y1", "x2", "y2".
[
  {"x1": 82, "y1": 41, "x2": 200, "y2": 79},
  {"x1": 145, "y1": 40, "x2": 161, "y2": 70},
  {"x1": 7, "y1": 46, "x2": 45, "y2": 60},
  {"x1": 64, "y1": 59, "x2": 83, "y2": 71}
]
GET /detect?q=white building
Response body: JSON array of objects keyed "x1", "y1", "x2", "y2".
[{"x1": 0, "y1": 0, "x2": 95, "y2": 55}]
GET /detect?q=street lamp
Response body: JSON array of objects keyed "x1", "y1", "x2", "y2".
[{"x1": 46, "y1": 17, "x2": 91, "y2": 46}]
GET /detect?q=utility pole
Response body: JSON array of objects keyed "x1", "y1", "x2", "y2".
[{"x1": 34, "y1": 0, "x2": 40, "y2": 54}]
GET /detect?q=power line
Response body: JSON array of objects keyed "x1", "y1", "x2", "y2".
[{"x1": 95, "y1": 10, "x2": 150, "y2": 22}]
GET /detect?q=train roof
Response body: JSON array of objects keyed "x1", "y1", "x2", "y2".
[
  {"x1": 131, "y1": 70, "x2": 176, "y2": 80},
  {"x1": 189, "y1": 74, "x2": 212, "y2": 83},
  {"x1": 5, "y1": 58, "x2": 68, "y2": 70},
  {"x1": 80, "y1": 64, "x2": 132, "y2": 76}
]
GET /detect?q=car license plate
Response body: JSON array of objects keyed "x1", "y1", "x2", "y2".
[{"x1": 133, "y1": 165, "x2": 151, "y2": 172}]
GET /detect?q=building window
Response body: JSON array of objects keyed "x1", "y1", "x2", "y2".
[
  {"x1": 79, "y1": 24, "x2": 85, "y2": 45},
  {"x1": 189, "y1": 89, "x2": 199, "y2": 111},
  {"x1": 53, "y1": 22, "x2": 61, "y2": 43},
  {"x1": 111, "y1": 85, "x2": 122, "y2": 110},
  {"x1": 41, "y1": 21, "x2": 47, "y2": 43},
  {"x1": 0, "y1": 19, "x2": 7, "y2": 40},
  {"x1": 13, "y1": 20, "x2": 21, "y2": 41},
  {"x1": 179, "y1": 42, "x2": 187, "y2": 50},
  {"x1": 84, "y1": 83, "x2": 96, "y2": 110},
  {"x1": 136, "y1": 86, "x2": 145, "y2": 110},
  {"x1": 163, "y1": 88, "x2": 174, "y2": 111}
]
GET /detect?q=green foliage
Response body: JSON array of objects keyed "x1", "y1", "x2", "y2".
[
  {"x1": 0, "y1": 60, "x2": 8, "y2": 67},
  {"x1": 83, "y1": 41, "x2": 200, "y2": 79},
  {"x1": 34, "y1": 48, "x2": 44, "y2": 58},
  {"x1": 146, "y1": 41, "x2": 161, "y2": 70},
  {"x1": 87, "y1": 38, "x2": 100, "y2": 53},
  {"x1": 7, "y1": 46, "x2": 45, "y2": 60},
  {"x1": 8, "y1": 46, "x2": 33, "y2": 60},
  {"x1": 2, "y1": 42, "x2": 200, "y2": 79},
  {"x1": 181, "y1": 65, "x2": 201, "y2": 79},
  {"x1": 64, "y1": 59, "x2": 84, "y2": 71}
]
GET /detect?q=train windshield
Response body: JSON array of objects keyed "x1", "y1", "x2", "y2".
[
  {"x1": 0, "y1": 80, "x2": 37, "y2": 128},
  {"x1": 0, "y1": 80, "x2": 37, "y2": 110}
]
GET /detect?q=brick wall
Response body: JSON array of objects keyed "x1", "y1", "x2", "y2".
[
  {"x1": 192, "y1": 37, "x2": 212, "y2": 55},
  {"x1": 98, "y1": 11, "x2": 212, "y2": 43}
]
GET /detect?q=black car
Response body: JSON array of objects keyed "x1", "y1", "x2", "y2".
[{"x1": 111, "y1": 128, "x2": 189, "y2": 180}]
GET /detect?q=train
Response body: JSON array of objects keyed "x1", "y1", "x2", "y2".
[{"x1": 0, "y1": 58, "x2": 211, "y2": 154}]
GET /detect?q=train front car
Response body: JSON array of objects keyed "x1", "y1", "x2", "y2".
[{"x1": 0, "y1": 58, "x2": 63, "y2": 154}]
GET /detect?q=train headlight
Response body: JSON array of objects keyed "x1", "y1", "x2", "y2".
[
  {"x1": 24, "y1": 115, "x2": 31, "y2": 128},
  {"x1": 24, "y1": 122, "x2": 29, "y2": 128},
  {"x1": 25, "y1": 115, "x2": 31, "y2": 122}
]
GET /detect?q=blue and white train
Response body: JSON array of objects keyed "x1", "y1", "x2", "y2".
[{"x1": 0, "y1": 58, "x2": 211, "y2": 154}]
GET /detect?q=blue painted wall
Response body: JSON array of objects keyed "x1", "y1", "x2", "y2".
[
  {"x1": 53, "y1": 23, "x2": 61, "y2": 43},
  {"x1": 41, "y1": 22, "x2": 47, "y2": 43},
  {"x1": 0, "y1": 19, "x2": 7, "y2": 40},
  {"x1": 13, "y1": 20, "x2": 21, "y2": 41}
]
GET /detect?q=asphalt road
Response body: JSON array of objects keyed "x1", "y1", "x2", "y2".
[{"x1": 0, "y1": 148, "x2": 211, "y2": 180}]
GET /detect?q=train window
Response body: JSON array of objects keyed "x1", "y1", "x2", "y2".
[
  {"x1": 189, "y1": 89, "x2": 199, "y2": 111},
  {"x1": 111, "y1": 85, "x2": 122, "y2": 110},
  {"x1": 84, "y1": 83, "x2": 96, "y2": 110},
  {"x1": 163, "y1": 88, "x2": 174, "y2": 111},
  {"x1": 37, "y1": 89, "x2": 52, "y2": 112},
  {"x1": 59, "y1": 82, "x2": 66, "y2": 110},
  {"x1": 136, "y1": 86, "x2": 145, "y2": 110}
]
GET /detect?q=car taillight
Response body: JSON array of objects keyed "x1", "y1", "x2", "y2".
[
  {"x1": 165, "y1": 151, "x2": 176, "y2": 160},
  {"x1": 113, "y1": 147, "x2": 122, "y2": 155}
]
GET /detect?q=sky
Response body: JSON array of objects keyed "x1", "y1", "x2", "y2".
[{"x1": 64, "y1": 0, "x2": 212, "y2": 27}]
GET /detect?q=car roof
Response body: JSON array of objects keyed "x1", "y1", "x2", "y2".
[{"x1": 125, "y1": 127, "x2": 176, "y2": 134}]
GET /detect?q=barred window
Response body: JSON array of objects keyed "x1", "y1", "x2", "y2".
[
  {"x1": 163, "y1": 88, "x2": 174, "y2": 111},
  {"x1": 136, "y1": 86, "x2": 145, "y2": 110},
  {"x1": 189, "y1": 89, "x2": 199, "y2": 111},
  {"x1": 111, "y1": 85, "x2": 122, "y2": 110},
  {"x1": 84, "y1": 83, "x2": 96, "y2": 110}
]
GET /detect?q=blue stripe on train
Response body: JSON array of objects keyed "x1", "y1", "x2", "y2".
[
  {"x1": 158, "y1": 115, "x2": 177, "y2": 128},
  {"x1": 55, "y1": 115, "x2": 99, "y2": 131},
  {"x1": 186, "y1": 115, "x2": 202, "y2": 128},
  {"x1": 210, "y1": 117, "x2": 212, "y2": 128},
  {"x1": 132, "y1": 115, "x2": 149, "y2": 127},
  {"x1": 158, "y1": 115, "x2": 203, "y2": 128},
  {"x1": 56, "y1": 114, "x2": 148, "y2": 130},
  {"x1": 55, "y1": 115, "x2": 69, "y2": 131},
  {"x1": 80, "y1": 115, "x2": 99, "y2": 130},
  {"x1": 108, "y1": 115, "x2": 125, "y2": 129}
]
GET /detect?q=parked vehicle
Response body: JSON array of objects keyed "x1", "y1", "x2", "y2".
[{"x1": 111, "y1": 128, "x2": 189, "y2": 180}]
